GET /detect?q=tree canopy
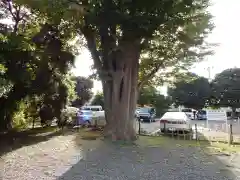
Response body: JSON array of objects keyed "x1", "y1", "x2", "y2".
[
  {"x1": 91, "y1": 92, "x2": 105, "y2": 108},
  {"x1": 169, "y1": 73, "x2": 211, "y2": 109},
  {"x1": 210, "y1": 68, "x2": 240, "y2": 110}
]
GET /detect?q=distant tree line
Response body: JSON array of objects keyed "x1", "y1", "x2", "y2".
[{"x1": 169, "y1": 68, "x2": 240, "y2": 115}]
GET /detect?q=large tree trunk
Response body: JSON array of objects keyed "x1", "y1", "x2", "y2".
[{"x1": 102, "y1": 42, "x2": 140, "y2": 141}]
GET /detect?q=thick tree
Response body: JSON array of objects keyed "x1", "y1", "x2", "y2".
[
  {"x1": 71, "y1": 76, "x2": 93, "y2": 107},
  {"x1": 17, "y1": 0, "x2": 214, "y2": 140},
  {"x1": 168, "y1": 73, "x2": 211, "y2": 109},
  {"x1": 210, "y1": 68, "x2": 240, "y2": 113}
]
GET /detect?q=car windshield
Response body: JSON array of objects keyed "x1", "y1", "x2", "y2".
[
  {"x1": 82, "y1": 107, "x2": 91, "y2": 110},
  {"x1": 182, "y1": 109, "x2": 192, "y2": 112},
  {"x1": 90, "y1": 108, "x2": 101, "y2": 111},
  {"x1": 138, "y1": 108, "x2": 150, "y2": 113},
  {"x1": 198, "y1": 110, "x2": 206, "y2": 115},
  {"x1": 81, "y1": 111, "x2": 92, "y2": 115}
]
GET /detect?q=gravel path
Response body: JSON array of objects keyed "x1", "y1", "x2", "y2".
[
  {"x1": 59, "y1": 140, "x2": 238, "y2": 180},
  {"x1": 1, "y1": 133, "x2": 240, "y2": 180},
  {"x1": 1, "y1": 133, "x2": 83, "y2": 180}
]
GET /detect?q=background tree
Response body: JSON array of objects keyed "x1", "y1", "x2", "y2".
[
  {"x1": 0, "y1": 0, "x2": 77, "y2": 131},
  {"x1": 91, "y1": 92, "x2": 105, "y2": 109},
  {"x1": 169, "y1": 73, "x2": 211, "y2": 110},
  {"x1": 138, "y1": 85, "x2": 171, "y2": 116},
  {"x1": 210, "y1": 68, "x2": 240, "y2": 115},
  {"x1": 71, "y1": 76, "x2": 93, "y2": 107},
  {"x1": 17, "y1": 0, "x2": 214, "y2": 140}
]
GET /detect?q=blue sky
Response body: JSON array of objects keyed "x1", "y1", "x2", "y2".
[{"x1": 71, "y1": 0, "x2": 240, "y2": 94}]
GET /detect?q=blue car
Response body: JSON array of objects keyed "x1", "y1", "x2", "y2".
[{"x1": 77, "y1": 110, "x2": 93, "y2": 125}]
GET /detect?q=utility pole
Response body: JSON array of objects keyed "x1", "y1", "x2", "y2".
[{"x1": 206, "y1": 66, "x2": 213, "y2": 82}]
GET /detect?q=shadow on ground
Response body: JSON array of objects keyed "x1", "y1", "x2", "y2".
[
  {"x1": 58, "y1": 134, "x2": 238, "y2": 180},
  {"x1": 0, "y1": 126, "x2": 76, "y2": 157}
]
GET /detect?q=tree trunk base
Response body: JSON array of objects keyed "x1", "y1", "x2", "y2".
[{"x1": 103, "y1": 124, "x2": 137, "y2": 141}]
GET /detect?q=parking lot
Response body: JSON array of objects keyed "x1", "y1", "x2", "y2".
[
  {"x1": 138, "y1": 118, "x2": 240, "y2": 136},
  {"x1": 136, "y1": 119, "x2": 161, "y2": 133}
]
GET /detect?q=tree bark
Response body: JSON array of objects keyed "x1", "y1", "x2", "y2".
[{"x1": 102, "y1": 42, "x2": 140, "y2": 141}]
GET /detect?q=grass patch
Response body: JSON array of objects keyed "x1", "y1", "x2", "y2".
[
  {"x1": 137, "y1": 135, "x2": 240, "y2": 154},
  {"x1": 137, "y1": 135, "x2": 206, "y2": 148},
  {"x1": 77, "y1": 128, "x2": 102, "y2": 140},
  {"x1": 74, "y1": 128, "x2": 103, "y2": 149},
  {"x1": 205, "y1": 142, "x2": 240, "y2": 154},
  {"x1": 21, "y1": 126, "x2": 59, "y2": 135}
]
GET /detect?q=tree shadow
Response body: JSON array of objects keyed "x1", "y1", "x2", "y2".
[
  {"x1": 57, "y1": 135, "x2": 238, "y2": 180},
  {"x1": 0, "y1": 126, "x2": 76, "y2": 157}
]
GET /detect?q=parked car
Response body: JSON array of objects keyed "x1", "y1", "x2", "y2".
[
  {"x1": 160, "y1": 112, "x2": 192, "y2": 133},
  {"x1": 196, "y1": 110, "x2": 207, "y2": 120},
  {"x1": 136, "y1": 107, "x2": 156, "y2": 123},
  {"x1": 135, "y1": 108, "x2": 141, "y2": 117},
  {"x1": 76, "y1": 110, "x2": 93, "y2": 126},
  {"x1": 181, "y1": 108, "x2": 196, "y2": 120}
]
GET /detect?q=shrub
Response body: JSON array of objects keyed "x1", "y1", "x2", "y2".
[{"x1": 60, "y1": 106, "x2": 79, "y2": 125}]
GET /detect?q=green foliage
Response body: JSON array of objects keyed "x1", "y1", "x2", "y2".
[
  {"x1": 71, "y1": 76, "x2": 93, "y2": 107},
  {"x1": 91, "y1": 92, "x2": 105, "y2": 108},
  {"x1": 12, "y1": 101, "x2": 28, "y2": 129},
  {"x1": 63, "y1": 74, "x2": 77, "y2": 104},
  {"x1": 0, "y1": 1, "x2": 77, "y2": 131},
  {"x1": 138, "y1": 85, "x2": 171, "y2": 116},
  {"x1": 168, "y1": 73, "x2": 211, "y2": 109},
  {"x1": 12, "y1": 99, "x2": 36, "y2": 129},
  {"x1": 60, "y1": 106, "x2": 79, "y2": 124},
  {"x1": 17, "y1": 0, "x2": 214, "y2": 87},
  {"x1": 210, "y1": 68, "x2": 240, "y2": 109}
]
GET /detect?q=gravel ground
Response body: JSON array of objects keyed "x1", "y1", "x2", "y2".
[
  {"x1": 1, "y1": 133, "x2": 240, "y2": 180},
  {"x1": 1, "y1": 133, "x2": 83, "y2": 180}
]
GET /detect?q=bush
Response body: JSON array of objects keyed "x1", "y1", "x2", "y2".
[
  {"x1": 12, "y1": 110, "x2": 28, "y2": 129},
  {"x1": 60, "y1": 106, "x2": 79, "y2": 125},
  {"x1": 12, "y1": 101, "x2": 30, "y2": 129}
]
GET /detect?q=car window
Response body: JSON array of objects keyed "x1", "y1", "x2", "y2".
[
  {"x1": 181, "y1": 109, "x2": 192, "y2": 112},
  {"x1": 90, "y1": 108, "x2": 100, "y2": 111},
  {"x1": 82, "y1": 111, "x2": 92, "y2": 115},
  {"x1": 198, "y1": 110, "x2": 206, "y2": 115},
  {"x1": 138, "y1": 108, "x2": 149, "y2": 113},
  {"x1": 82, "y1": 107, "x2": 91, "y2": 110}
]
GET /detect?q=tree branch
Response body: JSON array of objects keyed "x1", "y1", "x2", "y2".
[
  {"x1": 138, "y1": 63, "x2": 162, "y2": 89},
  {"x1": 80, "y1": 25, "x2": 103, "y2": 72}
]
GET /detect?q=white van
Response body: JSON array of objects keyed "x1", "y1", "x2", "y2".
[
  {"x1": 82, "y1": 105, "x2": 103, "y2": 111},
  {"x1": 81, "y1": 105, "x2": 105, "y2": 118},
  {"x1": 160, "y1": 112, "x2": 192, "y2": 132}
]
